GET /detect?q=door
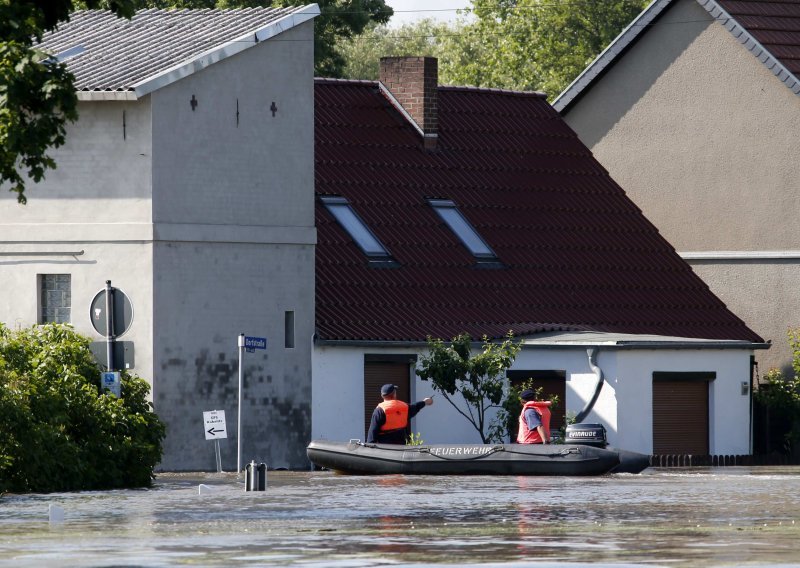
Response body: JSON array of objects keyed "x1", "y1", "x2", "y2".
[
  {"x1": 364, "y1": 359, "x2": 412, "y2": 439},
  {"x1": 507, "y1": 370, "x2": 567, "y2": 438},
  {"x1": 652, "y1": 372, "x2": 713, "y2": 455}
]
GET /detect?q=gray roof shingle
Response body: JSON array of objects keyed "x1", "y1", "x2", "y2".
[{"x1": 37, "y1": 7, "x2": 318, "y2": 98}]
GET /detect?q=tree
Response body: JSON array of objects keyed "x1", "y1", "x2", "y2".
[
  {"x1": 0, "y1": 1, "x2": 135, "y2": 204},
  {"x1": 460, "y1": 0, "x2": 649, "y2": 98},
  {"x1": 416, "y1": 333, "x2": 520, "y2": 444},
  {"x1": 756, "y1": 329, "x2": 800, "y2": 456},
  {"x1": 340, "y1": 0, "x2": 648, "y2": 99},
  {"x1": 0, "y1": 323, "x2": 165, "y2": 493}
]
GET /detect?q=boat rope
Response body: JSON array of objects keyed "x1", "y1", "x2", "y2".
[{"x1": 488, "y1": 446, "x2": 585, "y2": 459}]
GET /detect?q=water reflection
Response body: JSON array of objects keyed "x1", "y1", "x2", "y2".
[{"x1": 0, "y1": 468, "x2": 799, "y2": 566}]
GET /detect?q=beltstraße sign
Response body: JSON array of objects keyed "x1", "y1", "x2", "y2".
[
  {"x1": 244, "y1": 336, "x2": 267, "y2": 353},
  {"x1": 203, "y1": 410, "x2": 227, "y2": 440}
]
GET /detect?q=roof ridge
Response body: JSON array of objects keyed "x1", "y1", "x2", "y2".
[{"x1": 314, "y1": 78, "x2": 547, "y2": 98}]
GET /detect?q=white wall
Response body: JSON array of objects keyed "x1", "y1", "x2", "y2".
[{"x1": 312, "y1": 343, "x2": 754, "y2": 455}]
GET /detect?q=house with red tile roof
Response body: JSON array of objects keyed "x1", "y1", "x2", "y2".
[
  {"x1": 553, "y1": 0, "x2": 800, "y2": 377},
  {"x1": 312, "y1": 57, "x2": 768, "y2": 456}
]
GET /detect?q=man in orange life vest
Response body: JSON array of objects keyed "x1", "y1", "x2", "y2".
[
  {"x1": 366, "y1": 384, "x2": 434, "y2": 444},
  {"x1": 517, "y1": 388, "x2": 551, "y2": 444}
]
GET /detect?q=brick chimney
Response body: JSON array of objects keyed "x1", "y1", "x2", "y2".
[{"x1": 379, "y1": 56, "x2": 438, "y2": 150}]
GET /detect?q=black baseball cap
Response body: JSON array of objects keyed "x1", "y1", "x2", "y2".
[
  {"x1": 381, "y1": 384, "x2": 398, "y2": 396},
  {"x1": 520, "y1": 388, "x2": 536, "y2": 401}
]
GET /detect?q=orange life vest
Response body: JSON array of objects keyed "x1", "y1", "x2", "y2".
[
  {"x1": 379, "y1": 399, "x2": 409, "y2": 432},
  {"x1": 517, "y1": 400, "x2": 552, "y2": 444}
]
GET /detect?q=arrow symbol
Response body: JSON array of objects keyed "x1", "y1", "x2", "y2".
[{"x1": 207, "y1": 427, "x2": 225, "y2": 436}]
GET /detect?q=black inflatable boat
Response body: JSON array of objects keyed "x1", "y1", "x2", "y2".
[{"x1": 307, "y1": 424, "x2": 650, "y2": 476}]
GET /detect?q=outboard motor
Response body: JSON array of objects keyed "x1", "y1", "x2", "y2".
[{"x1": 565, "y1": 423, "x2": 607, "y2": 448}]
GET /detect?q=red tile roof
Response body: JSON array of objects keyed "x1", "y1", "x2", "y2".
[
  {"x1": 717, "y1": 0, "x2": 800, "y2": 75},
  {"x1": 314, "y1": 79, "x2": 763, "y2": 344}
]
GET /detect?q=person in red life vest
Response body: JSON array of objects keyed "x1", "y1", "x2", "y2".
[
  {"x1": 517, "y1": 388, "x2": 551, "y2": 444},
  {"x1": 366, "y1": 383, "x2": 434, "y2": 444}
]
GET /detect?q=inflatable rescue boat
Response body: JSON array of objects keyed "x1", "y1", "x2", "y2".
[{"x1": 307, "y1": 424, "x2": 650, "y2": 476}]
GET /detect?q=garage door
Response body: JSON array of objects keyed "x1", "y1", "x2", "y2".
[
  {"x1": 507, "y1": 370, "x2": 567, "y2": 435},
  {"x1": 652, "y1": 372, "x2": 713, "y2": 455},
  {"x1": 364, "y1": 359, "x2": 412, "y2": 439}
]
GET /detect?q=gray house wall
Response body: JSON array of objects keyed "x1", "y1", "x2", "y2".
[
  {"x1": 0, "y1": 21, "x2": 315, "y2": 471},
  {"x1": 149, "y1": 22, "x2": 315, "y2": 471},
  {"x1": 562, "y1": 0, "x2": 800, "y2": 372}
]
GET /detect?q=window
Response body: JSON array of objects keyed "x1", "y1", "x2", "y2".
[
  {"x1": 320, "y1": 196, "x2": 392, "y2": 260},
  {"x1": 428, "y1": 199, "x2": 497, "y2": 260},
  {"x1": 39, "y1": 274, "x2": 71, "y2": 323},
  {"x1": 284, "y1": 311, "x2": 295, "y2": 349}
]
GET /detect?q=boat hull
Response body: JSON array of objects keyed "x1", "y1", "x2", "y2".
[{"x1": 307, "y1": 440, "x2": 626, "y2": 476}]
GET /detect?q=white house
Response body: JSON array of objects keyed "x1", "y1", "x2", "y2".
[{"x1": 311, "y1": 58, "x2": 767, "y2": 457}]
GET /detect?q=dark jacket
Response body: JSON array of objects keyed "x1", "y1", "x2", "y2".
[{"x1": 366, "y1": 400, "x2": 427, "y2": 444}]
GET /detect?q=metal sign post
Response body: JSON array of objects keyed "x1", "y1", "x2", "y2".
[
  {"x1": 105, "y1": 281, "x2": 115, "y2": 371},
  {"x1": 204, "y1": 410, "x2": 227, "y2": 473},
  {"x1": 237, "y1": 334, "x2": 267, "y2": 475},
  {"x1": 237, "y1": 334, "x2": 244, "y2": 475}
]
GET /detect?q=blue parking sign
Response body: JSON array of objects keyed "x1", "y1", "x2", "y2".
[{"x1": 101, "y1": 371, "x2": 121, "y2": 397}]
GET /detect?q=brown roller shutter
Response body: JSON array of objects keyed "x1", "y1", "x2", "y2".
[
  {"x1": 364, "y1": 361, "x2": 411, "y2": 439},
  {"x1": 507, "y1": 370, "x2": 567, "y2": 434},
  {"x1": 653, "y1": 374, "x2": 711, "y2": 455}
]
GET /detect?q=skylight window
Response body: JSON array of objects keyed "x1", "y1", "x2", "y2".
[
  {"x1": 429, "y1": 199, "x2": 497, "y2": 260},
  {"x1": 320, "y1": 196, "x2": 391, "y2": 259}
]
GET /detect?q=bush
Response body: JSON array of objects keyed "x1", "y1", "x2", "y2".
[
  {"x1": 0, "y1": 323, "x2": 165, "y2": 493},
  {"x1": 755, "y1": 329, "x2": 800, "y2": 455}
]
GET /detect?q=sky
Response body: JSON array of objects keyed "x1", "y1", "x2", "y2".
[{"x1": 384, "y1": 0, "x2": 471, "y2": 27}]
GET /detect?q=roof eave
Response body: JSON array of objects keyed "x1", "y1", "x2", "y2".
[
  {"x1": 314, "y1": 336, "x2": 769, "y2": 351},
  {"x1": 76, "y1": 90, "x2": 138, "y2": 101},
  {"x1": 553, "y1": 0, "x2": 673, "y2": 113},
  {"x1": 697, "y1": 0, "x2": 800, "y2": 95},
  {"x1": 131, "y1": 3, "x2": 320, "y2": 99},
  {"x1": 553, "y1": 0, "x2": 800, "y2": 114}
]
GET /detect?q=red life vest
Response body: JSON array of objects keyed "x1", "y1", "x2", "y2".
[
  {"x1": 517, "y1": 400, "x2": 552, "y2": 444},
  {"x1": 379, "y1": 399, "x2": 409, "y2": 432}
]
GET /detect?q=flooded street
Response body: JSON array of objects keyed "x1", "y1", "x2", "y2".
[{"x1": 1, "y1": 467, "x2": 799, "y2": 567}]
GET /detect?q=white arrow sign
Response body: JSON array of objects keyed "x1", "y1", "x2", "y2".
[{"x1": 203, "y1": 410, "x2": 227, "y2": 440}]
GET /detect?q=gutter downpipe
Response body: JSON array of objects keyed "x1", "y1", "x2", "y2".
[{"x1": 575, "y1": 348, "x2": 604, "y2": 423}]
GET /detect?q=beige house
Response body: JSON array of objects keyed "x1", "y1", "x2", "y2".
[{"x1": 554, "y1": 0, "x2": 800, "y2": 375}]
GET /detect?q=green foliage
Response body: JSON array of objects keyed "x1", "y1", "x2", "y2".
[
  {"x1": 755, "y1": 329, "x2": 800, "y2": 451},
  {"x1": 0, "y1": 323, "x2": 165, "y2": 494},
  {"x1": 462, "y1": 0, "x2": 649, "y2": 98},
  {"x1": 406, "y1": 431, "x2": 424, "y2": 446},
  {"x1": 0, "y1": 1, "x2": 135, "y2": 204},
  {"x1": 341, "y1": 0, "x2": 648, "y2": 99},
  {"x1": 416, "y1": 333, "x2": 520, "y2": 444},
  {"x1": 339, "y1": 19, "x2": 473, "y2": 81}
]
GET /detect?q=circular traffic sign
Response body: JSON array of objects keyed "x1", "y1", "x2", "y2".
[{"x1": 90, "y1": 286, "x2": 134, "y2": 337}]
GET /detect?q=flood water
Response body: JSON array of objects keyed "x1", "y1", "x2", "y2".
[{"x1": 1, "y1": 467, "x2": 799, "y2": 567}]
